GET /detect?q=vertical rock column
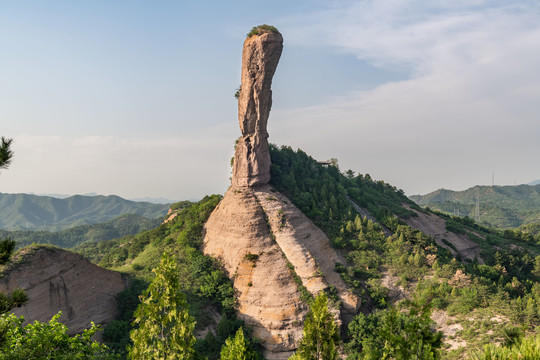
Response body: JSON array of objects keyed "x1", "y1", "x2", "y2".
[{"x1": 232, "y1": 31, "x2": 283, "y2": 187}]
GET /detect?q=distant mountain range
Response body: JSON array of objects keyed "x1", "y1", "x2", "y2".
[
  {"x1": 529, "y1": 179, "x2": 540, "y2": 185},
  {"x1": 410, "y1": 184, "x2": 540, "y2": 228},
  {"x1": 1, "y1": 213, "x2": 162, "y2": 249},
  {"x1": 0, "y1": 193, "x2": 170, "y2": 231}
]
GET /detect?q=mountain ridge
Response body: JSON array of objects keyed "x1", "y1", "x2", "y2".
[
  {"x1": 409, "y1": 184, "x2": 540, "y2": 228},
  {"x1": 0, "y1": 193, "x2": 170, "y2": 231}
]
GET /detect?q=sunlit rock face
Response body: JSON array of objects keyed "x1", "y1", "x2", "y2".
[
  {"x1": 203, "y1": 28, "x2": 360, "y2": 359},
  {"x1": 232, "y1": 31, "x2": 283, "y2": 187}
]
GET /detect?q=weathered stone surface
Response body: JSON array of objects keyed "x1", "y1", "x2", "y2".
[
  {"x1": 203, "y1": 28, "x2": 360, "y2": 359},
  {"x1": 0, "y1": 246, "x2": 126, "y2": 335},
  {"x1": 202, "y1": 186, "x2": 360, "y2": 359},
  {"x1": 232, "y1": 31, "x2": 283, "y2": 187}
]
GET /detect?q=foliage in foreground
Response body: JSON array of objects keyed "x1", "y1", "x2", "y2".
[
  {"x1": 347, "y1": 301, "x2": 442, "y2": 360},
  {"x1": 220, "y1": 327, "x2": 258, "y2": 360},
  {"x1": 0, "y1": 136, "x2": 13, "y2": 171},
  {"x1": 470, "y1": 334, "x2": 540, "y2": 360},
  {"x1": 0, "y1": 312, "x2": 116, "y2": 360},
  {"x1": 129, "y1": 252, "x2": 196, "y2": 360},
  {"x1": 292, "y1": 292, "x2": 340, "y2": 360}
]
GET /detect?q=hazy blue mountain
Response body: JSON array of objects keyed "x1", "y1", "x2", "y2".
[
  {"x1": 409, "y1": 184, "x2": 540, "y2": 228},
  {"x1": 0, "y1": 213, "x2": 162, "y2": 249},
  {"x1": 0, "y1": 193, "x2": 170, "y2": 231},
  {"x1": 529, "y1": 179, "x2": 540, "y2": 185}
]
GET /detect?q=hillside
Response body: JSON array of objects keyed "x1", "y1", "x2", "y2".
[
  {"x1": 410, "y1": 184, "x2": 540, "y2": 228},
  {"x1": 0, "y1": 213, "x2": 162, "y2": 249},
  {"x1": 73, "y1": 146, "x2": 540, "y2": 359},
  {"x1": 0, "y1": 193, "x2": 170, "y2": 231}
]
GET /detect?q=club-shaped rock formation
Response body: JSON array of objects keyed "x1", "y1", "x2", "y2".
[
  {"x1": 232, "y1": 29, "x2": 283, "y2": 187},
  {"x1": 203, "y1": 27, "x2": 359, "y2": 359}
]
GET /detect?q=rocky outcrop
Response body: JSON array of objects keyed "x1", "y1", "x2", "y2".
[
  {"x1": 203, "y1": 186, "x2": 360, "y2": 359},
  {"x1": 0, "y1": 246, "x2": 126, "y2": 335},
  {"x1": 203, "y1": 27, "x2": 360, "y2": 359},
  {"x1": 232, "y1": 30, "x2": 283, "y2": 187}
]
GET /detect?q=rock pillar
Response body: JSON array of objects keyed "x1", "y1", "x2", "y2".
[{"x1": 232, "y1": 30, "x2": 283, "y2": 187}]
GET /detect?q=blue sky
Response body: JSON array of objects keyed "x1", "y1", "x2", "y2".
[{"x1": 1, "y1": 0, "x2": 539, "y2": 201}]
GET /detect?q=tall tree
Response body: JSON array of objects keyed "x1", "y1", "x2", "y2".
[
  {"x1": 220, "y1": 327, "x2": 258, "y2": 360},
  {"x1": 294, "y1": 292, "x2": 340, "y2": 360},
  {"x1": 129, "y1": 252, "x2": 196, "y2": 360},
  {"x1": 0, "y1": 137, "x2": 13, "y2": 171}
]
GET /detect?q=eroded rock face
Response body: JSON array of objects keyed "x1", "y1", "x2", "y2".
[
  {"x1": 203, "y1": 28, "x2": 360, "y2": 359},
  {"x1": 203, "y1": 186, "x2": 360, "y2": 359},
  {"x1": 0, "y1": 247, "x2": 126, "y2": 335},
  {"x1": 232, "y1": 31, "x2": 283, "y2": 187}
]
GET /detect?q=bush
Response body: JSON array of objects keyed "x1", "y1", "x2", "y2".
[
  {"x1": 247, "y1": 24, "x2": 279, "y2": 38},
  {"x1": 0, "y1": 238, "x2": 16, "y2": 264}
]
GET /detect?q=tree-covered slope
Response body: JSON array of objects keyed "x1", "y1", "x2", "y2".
[
  {"x1": 268, "y1": 145, "x2": 540, "y2": 359},
  {"x1": 0, "y1": 213, "x2": 162, "y2": 249},
  {"x1": 0, "y1": 193, "x2": 170, "y2": 231},
  {"x1": 409, "y1": 185, "x2": 540, "y2": 228}
]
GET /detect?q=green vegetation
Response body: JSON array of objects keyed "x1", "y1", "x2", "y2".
[
  {"x1": 77, "y1": 195, "x2": 242, "y2": 359},
  {"x1": 293, "y1": 292, "x2": 340, "y2": 360},
  {"x1": 0, "y1": 193, "x2": 169, "y2": 231},
  {"x1": 129, "y1": 252, "x2": 196, "y2": 360},
  {"x1": 0, "y1": 312, "x2": 117, "y2": 359},
  {"x1": 347, "y1": 302, "x2": 442, "y2": 359},
  {"x1": 1, "y1": 214, "x2": 161, "y2": 249},
  {"x1": 268, "y1": 145, "x2": 540, "y2": 358},
  {"x1": 220, "y1": 327, "x2": 258, "y2": 360},
  {"x1": 470, "y1": 334, "x2": 540, "y2": 359},
  {"x1": 0, "y1": 137, "x2": 13, "y2": 172},
  {"x1": 0, "y1": 238, "x2": 15, "y2": 264},
  {"x1": 247, "y1": 24, "x2": 279, "y2": 38},
  {"x1": 410, "y1": 185, "x2": 540, "y2": 228}
]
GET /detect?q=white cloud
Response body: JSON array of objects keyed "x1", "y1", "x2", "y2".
[{"x1": 272, "y1": 0, "x2": 540, "y2": 194}]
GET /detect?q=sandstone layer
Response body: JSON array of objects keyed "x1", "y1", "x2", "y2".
[
  {"x1": 232, "y1": 31, "x2": 283, "y2": 187},
  {"x1": 202, "y1": 185, "x2": 360, "y2": 359},
  {"x1": 0, "y1": 246, "x2": 126, "y2": 335}
]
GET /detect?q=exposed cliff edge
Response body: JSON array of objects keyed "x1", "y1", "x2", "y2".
[
  {"x1": 202, "y1": 26, "x2": 360, "y2": 359},
  {"x1": 0, "y1": 246, "x2": 126, "y2": 335}
]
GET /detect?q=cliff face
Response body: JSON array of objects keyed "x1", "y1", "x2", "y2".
[
  {"x1": 0, "y1": 246, "x2": 126, "y2": 335},
  {"x1": 203, "y1": 28, "x2": 359, "y2": 359},
  {"x1": 232, "y1": 31, "x2": 283, "y2": 187}
]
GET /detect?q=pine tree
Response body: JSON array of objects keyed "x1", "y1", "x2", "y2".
[
  {"x1": 294, "y1": 292, "x2": 339, "y2": 360},
  {"x1": 220, "y1": 327, "x2": 257, "y2": 360},
  {"x1": 129, "y1": 252, "x2": 196, "y2": 360},
  {"x1": 0, "y1": 137, "x2": 13, "y2": 171}
]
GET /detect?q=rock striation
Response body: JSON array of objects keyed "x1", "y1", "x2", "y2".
[
  {"x1": 0, "y1": 246, "x2": 126, "y2": 335},
  {"x1": 203, "y1": 27, "x2": 360, "y2": 359},
  {"x1": 232, "y1": 30, "x2": 283, "y2": 187}
]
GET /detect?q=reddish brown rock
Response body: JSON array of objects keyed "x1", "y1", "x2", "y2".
[{"x1": 232, "y1": 30, "x2": 283, "y2": 187}]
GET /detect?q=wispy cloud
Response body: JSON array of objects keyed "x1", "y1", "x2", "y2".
[{"x1": 273, "y1": 0, "x2": 540, "y2": 194}]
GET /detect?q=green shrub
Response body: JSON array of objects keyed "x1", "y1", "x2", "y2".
[{"x1": 247, "y1": 24, "x2": 279, "y2": 38}]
